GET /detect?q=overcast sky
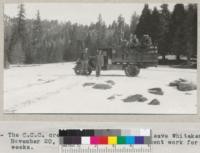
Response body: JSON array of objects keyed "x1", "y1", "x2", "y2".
[{"x1": 4, "y1": 3, "x2": 176, "y2": 25}]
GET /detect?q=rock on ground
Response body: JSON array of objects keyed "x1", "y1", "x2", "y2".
[
  {"x1": 106, "y1": 80, "x2": 115, "y2": 86},
  {"x1": 138, "y1": 96, "x2": 148, "y2": 102},
  {"x1": 169, "y1": 78, "x2": 187, "y2": 87},
  {"x1": 107, "y1": 96, "x2": 115, "y2": 100},
  {"x1": 107, "y1": 94, "x2": 122, "y2": 101},
  {"x1": 169, "y1": 78, "x2": 197, "y2": 91},
  {"x1": 177, "y1": 82, "x2": 197, "y2": 91},
  {"x1": 92, "y1": 84, "x2": 112, "y2": 90},
  {"x1": 148, "y1": 88, "x2": 164, "y2": 95},
  {"x1": 148, "y1": 99, "x2": 160, "y2": 105},
  {"x1": 83, "y1": 82, "x2": 96, "y2": 87},
  {"x1": 123, "y1": 94, "x2": 148, "y2": 102}
]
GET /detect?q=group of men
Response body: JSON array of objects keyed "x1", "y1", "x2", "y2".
[
  {"x1": 121, "y1": 34, "x2": 153, "y2": 59},
  {"x1": 125, "y1": 34, "x2": 152, "y2": 50},
  {"x1": 80, "y1": 48, "x2": 104, "y2": 77}
]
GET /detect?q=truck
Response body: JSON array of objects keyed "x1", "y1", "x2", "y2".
[{"x1": 73, "y1": 46, "x2": 158, "y2": 77}]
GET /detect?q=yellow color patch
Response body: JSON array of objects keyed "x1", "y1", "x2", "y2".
[{"x1": 108, "y1": 136, "x2": 117, "y2": 144}]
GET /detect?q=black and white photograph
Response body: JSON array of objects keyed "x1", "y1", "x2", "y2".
[{"x1": 3, "y1": 3, "x2": 198, "y2": 114}]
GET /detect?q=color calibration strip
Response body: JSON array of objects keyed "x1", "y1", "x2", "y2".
[{"x1": 59, "y1": 129, "x2": 151, "y2": 145}]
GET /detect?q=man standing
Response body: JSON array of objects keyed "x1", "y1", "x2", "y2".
[
  {"x1": 96, "y1": 50, "x2": 104, "y2": 77},
  {"x1": 80, "y1": 48, "x2": 89, "y2": 75}
]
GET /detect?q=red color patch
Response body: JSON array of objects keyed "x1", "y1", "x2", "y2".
[{"x1": 99, "y1": 136, "x2": 108, "y2": 144}]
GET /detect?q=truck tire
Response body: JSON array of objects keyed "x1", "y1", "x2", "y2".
[
  {"x1": 74, "y1": 64, "x2": 92, "y2": 75},
  {"x1": 125, "y1": 65, "x2": 140, "y2": 77},
  {"x1": 74, "y1": 63, "x2": 82, "y2": 75},
  {"x1": 85, "y1": 66, "x2": 92, "y2": 75}
]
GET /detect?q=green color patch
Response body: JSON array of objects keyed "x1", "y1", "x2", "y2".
[{"x1": 117, "y1": 136, "x2": 126, "y2": 144}]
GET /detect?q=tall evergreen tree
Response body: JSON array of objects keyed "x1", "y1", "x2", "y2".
[
  {"x1": 69, "y1": 24, "x2": 79, "y2": 59},
  {"x1": 63, "y1": 21, "x2": 72, "y2": 60},
  {"x1": 150, "y1": 7, "x2": 161, "y2": 46},
  {"x1": 9, "y1": 4, "x2": 27, "y2": 64},
  {"x1": 130, "y1": 12, "x2": 139, "y2": 35},
  {"x1": 17, "y1": 4, "x2": 26, "y2": 40},
  {"x1": 31, "y1": 10, "x2": 43, "y2": 63},
  {"x1": 184, "y1": 4, "x2": 197, "y2": 64},
  {"x1": 135, "y1": 4, "x2": 152, "y2": 38},
  {"x1": 4, "y1": 15, "x2": 12, "y2": 68},
  {"x1": 124, "y1": 23, "x2": 130, "y2": 40},
  {"x1": 112, "y1": 15, "x2": 126, "y2": 47},
  {"x1": 110, "y1": 20, "x2": 118, "y2": 48},
  {"x1": 158, "y1": 4, "x2": 171, "y2": 60},
  {"x1": 117, "y1": 15, "x2": 125, "y2": 39},
  {"x1": 116, "y1": 15, "x2": 126, "y2": 57},
  {"x1": 96, "y1": 14, "x2": 106, "y2": 48},
  {"x1": 169, "y1": 4, "x2": 186, "y2": 61}
]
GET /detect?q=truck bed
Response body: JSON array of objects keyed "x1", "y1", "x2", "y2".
[{"x1": 112, "y1": 52, "x2": 158, "y2": 67}]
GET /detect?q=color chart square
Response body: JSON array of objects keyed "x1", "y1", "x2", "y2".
[
  {"x1": 63, "y1": 136, "x2": 72, "y2": 144},
  {"x1": 99, "y1": 136, "x2": 108, "y2": 144},
  {"x1": 90, "y1": 136, "x2": 99, "y2": 144},
  {"x1": 81, "y1": 137, "x2": 90, "y2": 144},
  {"x1": 72, "y1": 137, "x2": 81, "y2": 144},
  {"x1": 144, "y1": 136, "x2": 152, "y2": 144},
  {"x1": 140, "y1": 129, "x2": 151, "y2": 136},
  {"x1": 108, "y1": 136, "x2": 117, "y2": 144},
  {"x1": 117, "y1": 136, "x2": 126, "y2": 144},
  {"x1": 135, "y1": 136, "x2": 144, "y2": 144},
  {"x1": 126, "y1": 136, "x2": 135, "y2": 144}
]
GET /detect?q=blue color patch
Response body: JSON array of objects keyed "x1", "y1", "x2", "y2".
[
  {"x1": 125, "y1": 136, "x2": 135, "y2": 144},
  {"x1": 135, "y1": 136, "x2": 144, "y2": 144}
]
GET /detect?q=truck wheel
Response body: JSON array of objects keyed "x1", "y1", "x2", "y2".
[
  {"x1": 74, "y1": 65, "x2": 92, "y2": 75},
  {"x1": 125, "y1": 65, "x2": 140, "y2": 77},
  {"x1": 74, "y1": 64, "x2": 82, "y2": 75},
  {"x1": 85, "y1": 66, "x2": 92, "y2": 75}
]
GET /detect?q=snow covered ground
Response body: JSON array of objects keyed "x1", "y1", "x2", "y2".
[{"x1": 4, "y1": 62, "x2": 197, "y2": 114}]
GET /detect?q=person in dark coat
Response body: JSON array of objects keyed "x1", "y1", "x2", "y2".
[
  {"x1": 80, "y1": 48, "x2": 89, "y2": 75},
  {"x1": 96, "y1": 50, "x2": 104, "y2": 77}
]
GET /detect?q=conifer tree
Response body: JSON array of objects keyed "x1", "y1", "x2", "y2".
[
  {"x1": 150, "y1": 7, "x2": 161, "y2": 46},
  {"x1": 169, "y1": 4, "x2": 186, "y2": 61},
  {"x1": 135, "y1": 4, "x2": 152, "y2": 38},
  {"x1": 158, "y1": 4, "x2": 171, "y2": 60},
  {"x1": 184, "y1": 4, "x2": 197, "y2": 64},
  {"x1": 9, "y1": 4, "x2": 27, "y2": 64},
  {"x1": 31, "y1": 10, "x2": 43, "y2": 63},
  {"x1": 130, "y1": 12, "x2": 139, "y2": 35}
]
